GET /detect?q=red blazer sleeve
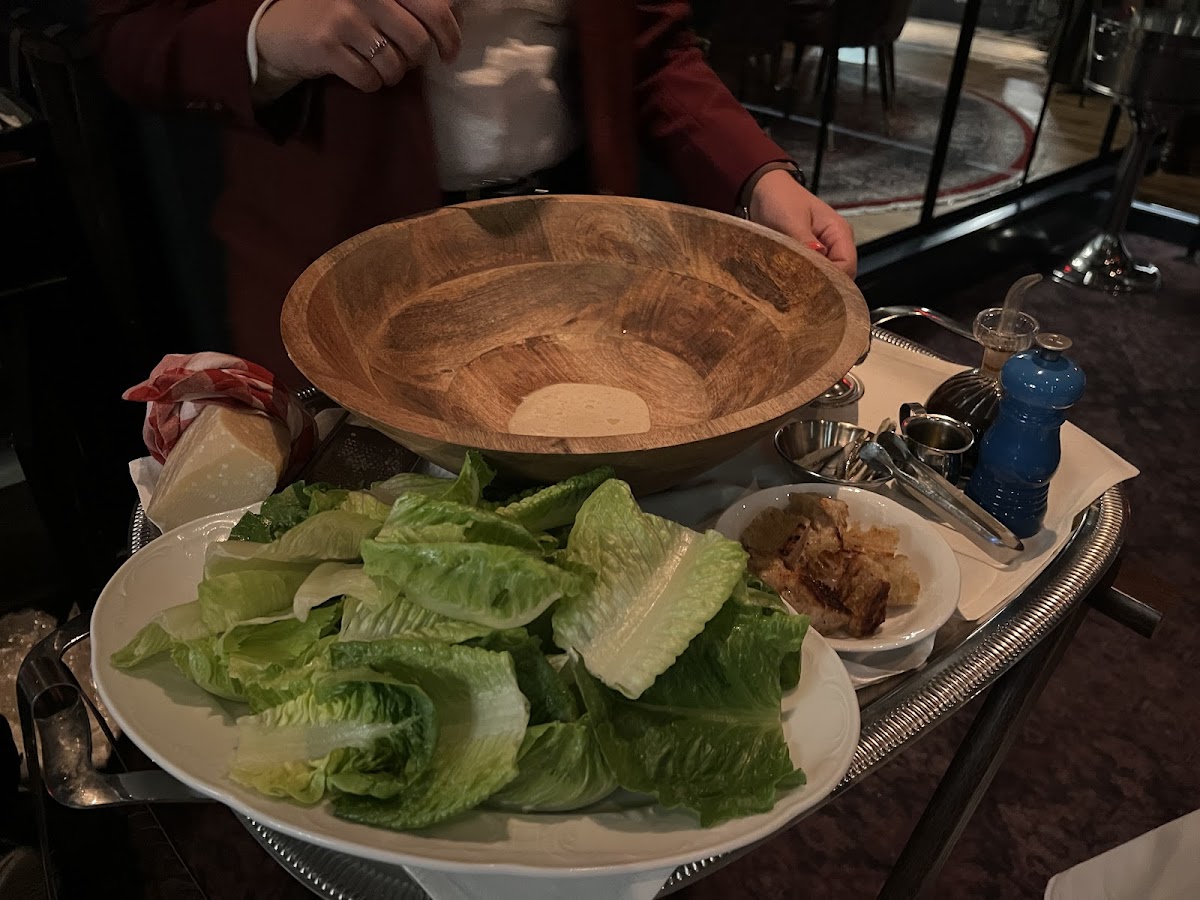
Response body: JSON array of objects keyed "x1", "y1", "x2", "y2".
[
  {"x1": 633, "y1": 1, "x2": 790, "y2": 213},
  {"x1": 89, "y1": 0, "x2": 302, "y2": 135}
]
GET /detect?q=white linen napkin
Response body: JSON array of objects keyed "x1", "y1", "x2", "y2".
[
  {"x1": 403, "y1": 865, "x2": 677, "y2": 900},
  {"x1": 1045, "y1": 808, "x2": 1200, "y2": 900},
  {"x1": 840, "y1": 635, "x2": 936, "y2": 688}
]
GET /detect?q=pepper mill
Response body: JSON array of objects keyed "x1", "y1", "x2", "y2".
[
  {"x1": 926, "y1": 276, "x2": 1042, "y2": 474},
  {"x1": 966, "y1": 334, "x2": 1086, "y2": 539}
]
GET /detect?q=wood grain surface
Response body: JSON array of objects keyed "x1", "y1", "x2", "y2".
[{"x1": 281, "y1": 195, "x2": 869, "y2": 493}]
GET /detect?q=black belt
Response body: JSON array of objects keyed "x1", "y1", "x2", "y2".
[{"x1": 442, "y1": 149, "x2": 589, "y2": 205}]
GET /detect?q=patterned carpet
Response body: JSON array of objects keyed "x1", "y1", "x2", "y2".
[
  {"x1": 759, "y1": 66, "x2": 1033, "y2": 214},
  {"x1": 677, "y1": 235, "x2": 1200, "y2": 899}
]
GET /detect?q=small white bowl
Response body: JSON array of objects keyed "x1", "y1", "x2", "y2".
[{"x1": 715, "y1": 483, "x2": 961, "y2": 654}]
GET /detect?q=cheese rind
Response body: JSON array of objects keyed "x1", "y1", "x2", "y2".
[{"x1": 146, "y1": 405, "x2": 290, "y2": 533}]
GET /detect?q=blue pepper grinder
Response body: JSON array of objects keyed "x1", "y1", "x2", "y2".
[{"x1": 966, "y1": 333, "x2": 1086, "y2": 539}]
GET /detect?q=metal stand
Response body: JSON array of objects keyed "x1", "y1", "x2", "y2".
[
  {"x1": 1053, "y1": 9, "x2": 1200, "y2": 294},
  {"x1": 874, "y1": 551, "x2": 1167, "y2": 900},
  {"x1": 1053, "y1": 109, "x2": 1164, "y2": 292},
  {"x1": 877, "y1": 599, "x2": 1091, "y2": 900}
]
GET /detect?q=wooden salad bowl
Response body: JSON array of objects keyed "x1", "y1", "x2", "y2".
[{"x1": 281, "y1": 195, "x2": 870, "y2": 494}]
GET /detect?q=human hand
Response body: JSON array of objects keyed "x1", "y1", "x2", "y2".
[
  {"x1": 256, "y1": 0, "x2": 461, "y2": 93},
  {"x1": 749, "y1": 169, "x2": 857, "y2": 278}
]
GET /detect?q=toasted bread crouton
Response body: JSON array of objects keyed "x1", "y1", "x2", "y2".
[
  {"x1": 786, "y1": 493, "x2": 846, "y2": 536},
  {"x1": 742, "y1": 506, "x2": 803, "y2": 556},
  {"x1": 754, "y1": 556, "x2": 798, "y2": 598},
  {"x1": 879, "y1": 554, "x2": 921, "y2": 607},
  {"x1": 843, "y1": 524, "x2": 900, "y2": 558},
  {"x1": 840, "y1": 554, "x2": 890, "y2": 637},
  {"x1": 743, "y1": 495, "x2": 922, "y2": 639},
  {"x1": 782, "y1": 574, "x2": 852, "y2": 634}
]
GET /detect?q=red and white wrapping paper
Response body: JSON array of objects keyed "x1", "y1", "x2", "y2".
[{"x1": 123, "y1": 352, "x2": 316, "y2": 480}]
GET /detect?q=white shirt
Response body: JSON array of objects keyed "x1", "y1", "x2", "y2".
[{"x1": 247, "y1": 0, "x2": 578, "y2": 191}]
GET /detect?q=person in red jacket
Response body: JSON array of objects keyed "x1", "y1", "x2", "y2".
[{"x1": 90, "y1": 0, "x2": 855, "y2": 381}]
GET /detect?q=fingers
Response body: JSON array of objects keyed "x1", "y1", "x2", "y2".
[
  {"x1": 335, "y1": 13, "x2": 409, "y2": 85},
  {"x1": 814, "y1": 214, "x2": 858, "y2": 278},
  {"x1": 367, "y1": 40, "x2": 408, "y2": 87},
  {"x1": 368, "y1": 0, "x2": 460, "y2": 63},
  {"x1": 328, "y1": 45, "x2": 384, "y2": 93},
  {"x1": 401, "y1": 0, "x2": 462, "y2": 61}
]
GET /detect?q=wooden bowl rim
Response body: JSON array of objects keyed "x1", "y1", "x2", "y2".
[{"x1": 281, "y1": 195, "x2": 870, "y2": 456}]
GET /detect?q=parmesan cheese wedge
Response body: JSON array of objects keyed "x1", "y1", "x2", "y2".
[{"x1": 146, "y1": 405, "x2": 290, "y2": 533}]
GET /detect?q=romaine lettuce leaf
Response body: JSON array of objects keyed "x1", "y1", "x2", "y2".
[
  {"x1": 111, "y1": 600, "x2": 212, "y2": 668},
  {"x1": 468, "y1": 629, "x2": 579, "y2": 726},
  {"x1": 337, "y1": 491, "x2": 393, "y2": 522},
  {"x1": 495, "y1": 467, "x2": 614, "y2": 533},
  {"x1": 228, "y1": 482, "x2": 345, "y2": 543},
  {"x1": 340, "y1": 591, "x2": 492, "y2": 645},
  {"x1": 292, "y1": 562, "x2": 379, "y2": 621},
  {"x1": 239, "y1": 635, "x2": 338, "y2": 713},
  {"x1": 169, "y1": 636, "x2": 243, "y2": 700},
  {"x1": 295, "y1": 561, "x2": 495, "y2": 645},
  {"x1": 552, "y1": 480, "x2": 747, "y2": 699},
  {"x1": 117, "y1": 601, "x2": 340, "y2": 707},
  {"x1": 361, "y1": 540, "x2": 586, "y2": 629},
  {"x1": 221, "y1": 604, "x2": 342, "y2": 683},
  {"x1": 573, "y1": 600, "x2": 809, "y2": 827},
  {"x1": 730, "y1": 578, "x2": 802, "y2": 688},
  {"x1": 195, "y1": 568, "x2": 312, "y2": 633},
  {"x1": 376, "y1": 493, "x2": 542, "y2": 552},
  {"x1": 329, "y1": 639, "x2": 528, "y2": 830},
  {"x1": 231, "y1": 669, "x2": 437, "y2": 804},
  {"x1": 370, "y1": 450, "x2": 495, "y2": 508},
  {"x1": 205, "y1": 510, "x2": 382, "y2": 578},
  {"x1": 440, "y1": 451, "x2": 496, "y2": 507},
  {"x1": 488, "y1": 718, "x2": 617, "y2": 813},
  {"x1": 369, "y1": 473, "x2": 454, "y2": 505}
]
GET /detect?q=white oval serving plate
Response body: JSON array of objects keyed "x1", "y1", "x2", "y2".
[{"x1": 92, "y1": 508, "x2": 860, "y2": 878}]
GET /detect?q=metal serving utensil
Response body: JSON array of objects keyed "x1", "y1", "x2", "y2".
[
  {"x1": 860, "y1": 437, "x2": 1024, "y2": 563},
  {"x1": 17, "y1": 616, "x2": 206, "y2": 808}
]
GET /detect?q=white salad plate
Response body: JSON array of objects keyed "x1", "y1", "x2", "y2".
[
  {"x1": 714, "y1": 483, "x2": 961, "y2": 654},
  {"x1": 91, "y1": 507, "x2": 861, "y2": 877}
]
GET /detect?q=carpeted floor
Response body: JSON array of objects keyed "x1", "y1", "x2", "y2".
[
  {"x1": 759, "y1": 63, "x2": 1033, "y2": 214},
  {"x1": 678, "y1": 234, "x2": 1200, "y2": 899}
]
